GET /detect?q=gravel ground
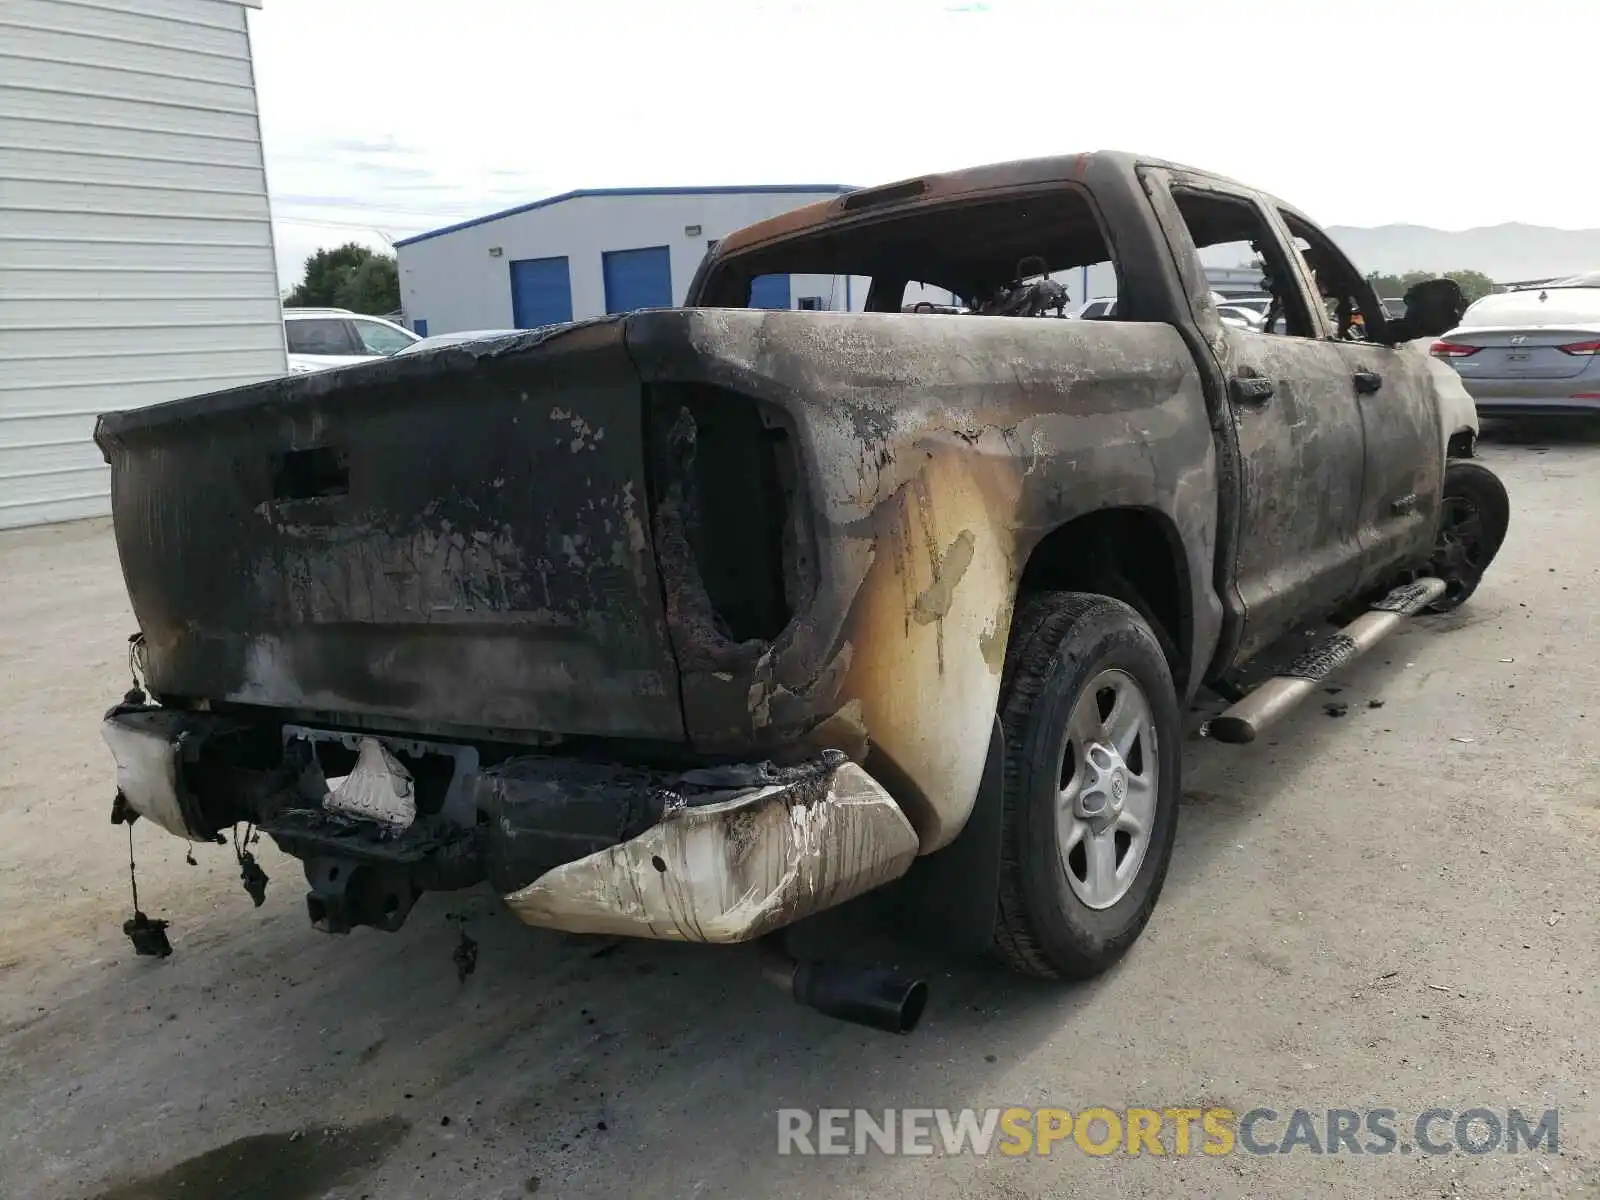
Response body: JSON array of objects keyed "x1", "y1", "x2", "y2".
[{"x1": 1, "y1": 431, "x2": 1596, "y2": 1200}]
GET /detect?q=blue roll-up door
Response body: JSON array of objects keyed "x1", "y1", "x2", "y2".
[
  {"x1": 602, "y1": 246, "x2": 673, "y2": 314},
  {"x1": 509, "y1": 256, "x2": 574, "y2": 329},
  {"x1": 749, "y1": 274, "x2": 791, "y2": 310}
]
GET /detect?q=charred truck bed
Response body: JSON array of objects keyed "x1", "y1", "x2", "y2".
[{"x1": 96, "y1": 296, "x2": 1212, "y2": 945}]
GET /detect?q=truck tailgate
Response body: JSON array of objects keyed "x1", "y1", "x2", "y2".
[{"x1": 94, "y1": 318, "x2": 686, "y2": 741}]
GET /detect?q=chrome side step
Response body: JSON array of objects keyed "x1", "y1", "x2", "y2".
[{"x1": 1205, "y1": 577, "x2": 1445, "y2": 745}]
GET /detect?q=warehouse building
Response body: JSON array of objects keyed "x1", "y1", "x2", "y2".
[
  {"x1": 393, "y1": 186, "x2": 889, "y2": 335},
  {"x1": 0, "y1": 0, "x2": 287, "y2": 529}
]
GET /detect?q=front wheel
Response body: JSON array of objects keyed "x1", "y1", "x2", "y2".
[
  {"x1": 991, "y1": 593, "x2": 1182, "y2": 980},
  {"x1": 1427, "y1": 460, "x2": 1510, "y2": 612}
]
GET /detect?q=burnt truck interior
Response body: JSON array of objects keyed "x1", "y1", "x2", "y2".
[
  {"x1": 1170, "y1": 189, "x2": 1319, "y2": 339},
  {"x1": 703, "y1": 180, "x2": 1459, "y2": 347},
  {"x1": 699, "y1": 186, "x2": 1119, "y2": 321},
  {"x1": 1168, "y1": 189, "x2": 1463, "y2": 346},
  {"x1": 707, "y1": 176, "x2": 1458, "y2": 351}
]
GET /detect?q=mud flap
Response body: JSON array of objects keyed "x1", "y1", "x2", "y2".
[{"x1": 888, "y1": 716, "x2": 1005, "y2": 955}]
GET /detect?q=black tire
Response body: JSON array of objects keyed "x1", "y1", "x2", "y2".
[
  {"x1": 991, "y1": 592, "x2": 1182, "y2": 980},
  {"x1": 1427, "y1": 460, "x2": 1510, "y2": 612}
]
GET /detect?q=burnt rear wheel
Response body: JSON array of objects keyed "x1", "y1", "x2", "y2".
[
  {"x1": 990, "y1": 592, "x2": 1181, "y2": 980},
  {"x1": 1427, "y1": 460, "x2": 1510, "y2": 612}
]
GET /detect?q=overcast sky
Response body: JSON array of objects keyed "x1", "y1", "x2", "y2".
[{"x1": 249, "y1": 0, "x2": 1597, "y2": 286}]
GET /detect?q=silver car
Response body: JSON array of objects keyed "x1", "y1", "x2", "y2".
[{"x1": 1432, "y1": 272, "x2": 1600, "y2": 417}]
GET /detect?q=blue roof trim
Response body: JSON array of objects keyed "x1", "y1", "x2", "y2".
[{"x1": 394, "y1": 185, "x2": 857, "y2": 248}]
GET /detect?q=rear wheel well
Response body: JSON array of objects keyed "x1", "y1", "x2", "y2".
[
  {"x1": 1015, "y1": 509, "x2": 1191, "y2": 690},
  {"x1": 1447, "y1": 429, "x2": 1477, "y2": 458}
]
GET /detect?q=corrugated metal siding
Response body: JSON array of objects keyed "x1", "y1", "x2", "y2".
[{"x1": 0, "y1": 0, "x2": 285, "y2": 528}]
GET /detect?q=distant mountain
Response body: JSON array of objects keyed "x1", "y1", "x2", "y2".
[{"x1": 1325, "y1": 223, "x2": 1600, "y2": 284}]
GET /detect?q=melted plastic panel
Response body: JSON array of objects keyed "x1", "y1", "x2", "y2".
[
  {"x1": 503, "y1": 760, "x2": 919, "y2": 942},
  {"x1": 321, "y1": 738, "x2": 417, "y2": 832},
  {"x1": 102, "y1": 715, "x2": 192, "y2": 840}
]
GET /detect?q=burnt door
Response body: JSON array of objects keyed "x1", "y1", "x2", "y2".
[
  {"x1": 1145, "y1": 173, "x2": 1369, "y2": 665},
  {"x1": 1326, "y1": 339, "x2": 1443, "y2": 587},
  {"x1": 1218, "y1": 327, "x2": 1370, "y2": 660},
  {"x1": 1268, "y1": 210, "x2": 1443, "y2": 591}
]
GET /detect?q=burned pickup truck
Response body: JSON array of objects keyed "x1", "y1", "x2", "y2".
[{"x1": 96, "y1": 152, "x2": 1507, "y2": 1032}]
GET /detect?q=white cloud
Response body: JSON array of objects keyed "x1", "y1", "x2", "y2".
[{"x1": 249, "y1": 0, "x2": 1599, "y2": 286}]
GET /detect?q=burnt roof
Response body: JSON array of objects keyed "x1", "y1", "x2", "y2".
[{"x1": 711, "y1": 151, "x2": 1277, "y2": 258}]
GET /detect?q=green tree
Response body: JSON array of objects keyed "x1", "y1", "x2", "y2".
[
  {"x1": 1442, "y1": 270, "x2": 1496, "y2": 303},
  {"x1": 1365, "y1": 268, "x2": 1497, "y2": 303},
  {"x1": 334, "y1": 254, "x2": 400, "y2": 314},
  {"x1": 285, "y1": 242, "x2": 400, "y2": 313}
]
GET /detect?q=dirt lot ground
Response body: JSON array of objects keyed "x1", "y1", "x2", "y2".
[{"x1": 2, "y1": 431, "x2": 1597, "y2": 1200}]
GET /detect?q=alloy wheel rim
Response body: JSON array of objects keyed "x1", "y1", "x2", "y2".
[{"x1": 1055, "y1": 668, "x2": 1158, "y2": 910}]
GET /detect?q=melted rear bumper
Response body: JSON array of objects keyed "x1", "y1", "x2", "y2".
[
  {"x1": 99, "y1": 705, "x2": 919, "y2": 942},
  {"x1": 502, "y1": 758, "x2": 919, "y2": 943}
]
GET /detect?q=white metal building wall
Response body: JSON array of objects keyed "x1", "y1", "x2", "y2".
[
  {"x1": 0, "y1": 0, "x2": 286, "y2": 529},
  {"x1": 396, "y1": 189, "x2": 872, "y2": 336}
]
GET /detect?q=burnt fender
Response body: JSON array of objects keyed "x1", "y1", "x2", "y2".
[{"x1": 627, "y1": 308, "x2": 1220, "y2": 856}]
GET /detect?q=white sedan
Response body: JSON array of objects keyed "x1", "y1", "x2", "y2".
[{"x1": 284, "y1": 308, "x2": 419, "y2": 373}]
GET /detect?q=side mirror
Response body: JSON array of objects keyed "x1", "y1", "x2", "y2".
[{"x1": 1389, "y1": 277, "x2": 1467, "y2": 341}]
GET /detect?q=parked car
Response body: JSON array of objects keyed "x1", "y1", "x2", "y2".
[
  {"x1": 1217, "y1": 294, "x2": 1273, "y2": 320},
  {"x1": 1430, "y1": 275, "x2": 1600, "y2": 417},
  {"x1": 95, "y1": 152, "x2": 1505, "y2": 1033},
  {"x1": 1079, "y1": 295, "x2": 1257, "y2": 327},
  {"x1": 1216, "y1": 303, "x2": 1265, "y2": 329},
  {"x1": 284, "y1": 308, "x2": 419, "y2": 373},
  {"x1": 394, "y1": 329, "x2": 523, "y2": 355}
]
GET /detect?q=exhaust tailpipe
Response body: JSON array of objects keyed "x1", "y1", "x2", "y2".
[{"x1": 763, "y1": 947, "x2": 928, "y2": 1034}]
